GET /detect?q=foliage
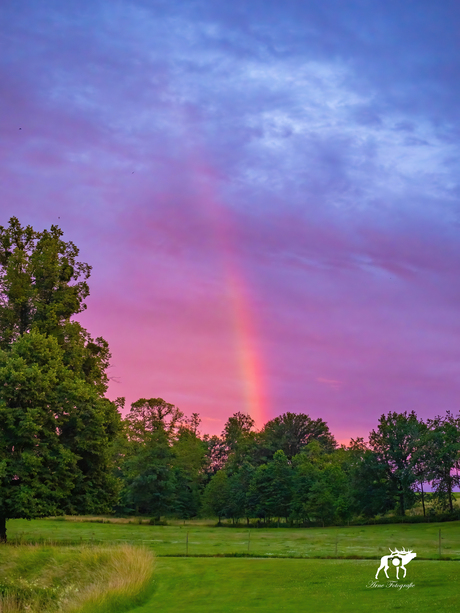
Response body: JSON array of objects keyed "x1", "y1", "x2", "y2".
[
  {"x1": 202, "y1": 435, "x2": 228, "y2": 477},
  {"x1": 171, "y1": 424, "x2": 207, "y2": 519},
  {"x1": 246, "y1": 450, "x2": 293, "y2": 522},
  {"x1": 115, "y1": 404, "x2": 460, "y2": 526},
  {"x1": 221, "y1": 412, "x2": 257, "y2": 473},
  {"x1": 368, "y1": 411, "x2": 421, "y2": 515},
  {"x1": 0, "y1": 218, "x2": 90, "y2": 347},
  {"x1": 345, "y1": 438, "x2": 395, "y2": 519},
  {"x1": 125, "y1": 398, "x2": 183, "y2": 441},
  {"x1": 257, "y1": 412, "x2": 337, "y2": 462},
  {"x1": 424, "y1": 412, "x2": 460, "y2": 512},
  {"x1": 0, "y1": 331, "x2": 121, "y2": 539},
  {"x1": 117, "y1": 399, "x2": 207, "y2": 519},
  {"x1": 0, "y1": 218, "x2": 121, "y2": 541},
  {"x1": 201, "y1": 470, "x2": 230, "y2": 523},
  {"x1": 222, "y1": 412, "x2": 255, "y2": 449},
  {"x1": 289, "y1": 442, "x2": 353, "y2": 525},
  {"x1": 116, "y1": 414, "x2": 175, "y2": 518}
]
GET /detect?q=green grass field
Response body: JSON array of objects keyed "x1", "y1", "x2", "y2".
[
  {"x1": 129, "y1": 558, "x2": 458, "y2": 613},
  {"x1": 3, "y1": 518, "x2": 460, "y2": 612},
  {"x1": 7, "y1": 517, "x2": 460, "y2": 559}
]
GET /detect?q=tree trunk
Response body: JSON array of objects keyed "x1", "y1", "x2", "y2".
[
  {"x1": 420, "y1": 481, "x2": 426, "y2": 517},
  {"x1": 448, "y1": 478, "x2": 453, "y2": 513},
  {"x1": 399, "y1": 493, "x2": 405, "y2": 516},
  {"x1": 0, "y1": 516, "x2": 6, "y2": 543}
]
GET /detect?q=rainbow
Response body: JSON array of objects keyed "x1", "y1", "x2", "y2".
[
  {"x1": 225, "y1": 258, "x2": 266, "y2": 429},
  {"x1": 184, "y1": 153, "x2": 266, "y2": 428}
]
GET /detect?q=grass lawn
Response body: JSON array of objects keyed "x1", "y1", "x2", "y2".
[
  {"x1": 7, "y1": 518, "x2": 460, "y2": 559},
  {"x1": 129, "y1": 557, "x2": 459, "y2": 613},
  {"x1": 3, "y1": 520, "x2": 460, "y2": 611}
]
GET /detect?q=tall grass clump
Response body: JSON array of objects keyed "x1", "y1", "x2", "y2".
[
  {"x1": 0, "y1": 543, "x2": 154, "y2": 613},
  {"x1": 61, "y1": 544, "x2": 155, "y2": 613}
]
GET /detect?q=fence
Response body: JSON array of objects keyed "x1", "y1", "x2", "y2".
[{"x1": 7, "y1": 523, "x2": 460, "y2": 560}]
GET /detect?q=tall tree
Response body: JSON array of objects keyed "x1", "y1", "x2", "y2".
[
  {"x1": 117, "y1": 398, "x2": 182, "y2": 518},
  {"x1": 424, "y1": 412, "x2": 460, "y2": 513},
  {"x1": 246, "y1": 450, "x2": 293, "y2": 523},
  {"x1": 0, "y1": 218, "x2": 111, "y2": 390},
  {"x1": 229, "y1": 462, "x2": 255, "y2": 525},
  {"x1": 222, "y1": 412, "x2": 257, "y2": 472},
  {"x1": 126, "y1": 397, "x2": 184, "y2": 440},
  {"x1": 263, "y1": 450, "x2": 293, "y2": 522},
  {"x1": 202, "y1": 434, "x2": 228, "y2": 477},
  {"x1": 222, "y1": 412, "x2": 255, "y2": 450},
  {"x1": 292, "y1": 442, "x2": 352, "y2": 526},
  {"x1": 171, "y1": 419, "x2": 207, "y2": 518},
  {"x1": 0, "y1": 218, "x2": 121, "y2": 542},
  {"x1": 368, "y1": 411, "x2": 421, "y2": 516},
  {"x1": 119, "y1": 427, "x2": 175, "y2": 518},
  {"x1": 259, "y1": 412, "x2": 336, "y2": 462},
  {"x1": 201, "y1": 470, "x2": 230, "y2": 524},
  {"x1": 346, "y1": 438, "x2": 394, "y2": 519},
  {"x1": 0, "y1": 218, "x2": 90, "y2": 345},
  {"x1": 410, "y1": 423, "x2": 430, "y2": 517}
]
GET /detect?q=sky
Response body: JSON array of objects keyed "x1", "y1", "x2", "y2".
[{"x1": 1, "y1": 0, "x2": 460, "y2": 443}]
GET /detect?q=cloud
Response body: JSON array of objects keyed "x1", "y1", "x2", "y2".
[{"x1": 1, "y1": 0, "x2": 460, "y2": 437}]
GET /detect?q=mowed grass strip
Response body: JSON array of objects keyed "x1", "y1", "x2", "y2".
[
  {"x1": 7, "y1": 518, "x2": 460, "y2": 559},
  {"x1": 129, "y1": 558, "x2": 459, "y2": 613}
]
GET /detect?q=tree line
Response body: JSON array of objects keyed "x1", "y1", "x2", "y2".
[
  {"x1": 115, "y1": 400, "x2": 460, "y2": 525},
  {"x1": 0, "y1": 218, "x2": 459, "y2": 542}
]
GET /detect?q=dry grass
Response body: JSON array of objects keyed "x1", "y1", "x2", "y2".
[
  {"x1": 61, "y1": 544, "x2": 155, "y2": 613},
  {"x1": 46, "y1": 515, "x2": 217, "y2": 526},
  {"x1": 0, "y1": 594, "x2": 22, "y2": 613},
  {"x1": 48, "y1": 516, "x2": 137, "y2": 524},
  {"x1": 0, "y1": 543, "x2": 154, "y2": 613},
  {"x1": 48, "y1": 515, "x2": 155, "y2": 526}
]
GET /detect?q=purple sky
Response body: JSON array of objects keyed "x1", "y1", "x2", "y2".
[{"x1": 2, "y1": 1, "x2": 460, "y2": 442}]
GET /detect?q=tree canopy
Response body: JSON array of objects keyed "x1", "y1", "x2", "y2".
[{"x1": 0, "y1": 218, "x2": 121, "y2": 541}]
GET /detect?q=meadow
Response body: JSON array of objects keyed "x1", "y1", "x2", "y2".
[
  {"x1": 2, "y1": 518, "x2": 460, "y2": 612},
  {"x1": 7, "y1": 517, "x2": 460, "y2": 560}
]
